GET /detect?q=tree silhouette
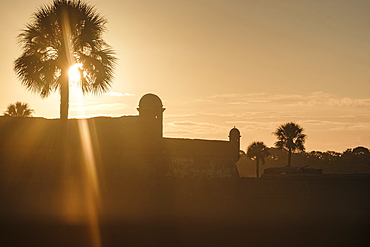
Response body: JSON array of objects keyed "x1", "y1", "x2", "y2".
[
  {"x1": 4, "y1": 102, "x2": 34, "y2": 117},
  {"x1": 246, "y1": 141, "x2": 270, "y2": 178},
  {"x1": 352, "y1": 146, "x2": 370, "y2": 155},
  {"x1": 14, "y1": 0, "x2": 116, "y2": 121},
  {"x1": 273, "y1": 122, "x2": 306, "y2": 167}
]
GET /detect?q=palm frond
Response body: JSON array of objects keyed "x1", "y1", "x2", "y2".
[
  {"x1": 4, "y1": 102, "x2": 34, "y2": 117},
  {"x1": 273, "y1": 122, "x2": 306, "y2": 152},
  {"x1": 14, "y1": 0, "x2": 116, "y2": 108}
]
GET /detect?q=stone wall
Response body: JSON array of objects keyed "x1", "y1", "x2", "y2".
[{"x1": 163, "y1": 138, "x2": 239, "y2": 179}]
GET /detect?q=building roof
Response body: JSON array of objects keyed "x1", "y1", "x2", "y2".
[{"x1": 139, "y1": 93, "x2": 163, "y2": 108}]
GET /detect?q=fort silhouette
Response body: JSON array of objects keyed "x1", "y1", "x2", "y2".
[
  {"x1": 0, "y1": 94, "x2": 369, "y2": 246},
  {"x1": 0, "y1": 93, "x2": 240, "y2": 179}
]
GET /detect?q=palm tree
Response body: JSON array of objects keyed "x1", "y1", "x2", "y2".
[
  {"x1": 14, "y1": 0, "x2": 116, "y2": 121},
  {"x1": 273, "y1": 122, "x2": 306, "y2": 167},
  {"x1": 4, "y1": 102, "x2": 34, "y2": 117},
  {"x1": 247, "y1": 141, "x2": 270, "y2": 178}
]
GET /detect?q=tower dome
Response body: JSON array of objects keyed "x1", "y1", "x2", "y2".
[
  {"x1": 139, "y1": 93, "x2": 163, "y2": 109},
  {"x1": 229, "y1": 127, "x2": 241, "y2": 140}
]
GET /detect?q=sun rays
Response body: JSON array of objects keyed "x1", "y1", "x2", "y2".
[
  {"x1": 65, "y1": 62, "x2": 103, "y2": 246},
  {"x1": 59, "y1": 119, "x2": 103, "y2": 247},
  {"x1": 78, "y1": 119, "x2": 102, "y2": 247}
]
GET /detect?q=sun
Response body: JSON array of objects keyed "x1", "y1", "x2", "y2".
[{"x1": 68, "y1": 63, "x2": 82, "y2": 83}]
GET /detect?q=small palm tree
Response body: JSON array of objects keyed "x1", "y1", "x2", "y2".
[
  {"x1": 247, "y1": 141, "x2": 270, "y2": 178},
  {"x1": 4, "y1": 102, "x2": 34, "y2": 117},
  {"x1": 273, "y1": 122, "x2": 306, "y2": 167},
  {"x1": 14, "y1": 0, "x2": 116, "y2": 121}
]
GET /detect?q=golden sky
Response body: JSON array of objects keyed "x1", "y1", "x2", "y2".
[{"x1": 1, "y1": 0, "x2": 369, "y2": 152}]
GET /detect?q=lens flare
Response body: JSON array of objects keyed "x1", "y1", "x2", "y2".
[
  {"x1": 68, "y1": 63, "x2": 82, "y2": 83},
  {"x1": 78, "y1": 119, "x2": 102, "y2": 247}
]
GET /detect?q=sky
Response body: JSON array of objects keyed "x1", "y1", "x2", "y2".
[{"x1": 0, "y1": 0, "x2": 369, "y2": 152}]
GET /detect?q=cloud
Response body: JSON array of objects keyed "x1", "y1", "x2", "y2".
[
  {"x1": 164, "y1": 91, "x2": 370, "y2": 151},
  {"x1": 165, "y1": 113, "x2": 196, "y2": 117},
  {"x1": 195, "y1": 91, "x2": 370, "y2": 109},
  {"x1": 168, "y1": 120, "x2": 219, "y2": 128},
  {"x1": 104, "y1": 92, "x2": 135, "y2": 97},
  {"x1": 105, "y1": 92, "x2": 123, "y2": 96},
  {"x1": 358, "y1": 134, "x2": 370, "y2": 144},
  {"x1": 209, "y1": 93, "x2": 267, "y2": 99},
  {"x1": 271, "y1": 91, "x2": 370, "y2": 108},
  {"x1": 165, "y1": 120, "x2": 226, "y2": 138}
]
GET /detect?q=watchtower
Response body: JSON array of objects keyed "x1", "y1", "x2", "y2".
[
  {"x1": 137, "y1": 93, "x2": 165, "y2": 147},
  {"x1": 229, "y1": 127, "x2": 241, "y2": 162}
]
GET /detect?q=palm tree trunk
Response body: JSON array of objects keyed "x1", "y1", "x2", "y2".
[
  {"x1": 59, "y1": 68, "x2": 69, "y2": 168},
  {"x1": 288, "y1": 148, "x2": 292, "y2": 167},
  {"x1": 256, "y1": 159, "x2": 260, "y2": 178},
  {"x1": 60, "y1": 68, "x2": 69, "y2": 121}
]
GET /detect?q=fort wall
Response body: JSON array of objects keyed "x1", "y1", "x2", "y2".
[
  {"x1": 0, "y1": 94, "x2": 240, "y2": 182},
  {"x1": 163, "y1": 138, "x2": 239, "y2": 178}
]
